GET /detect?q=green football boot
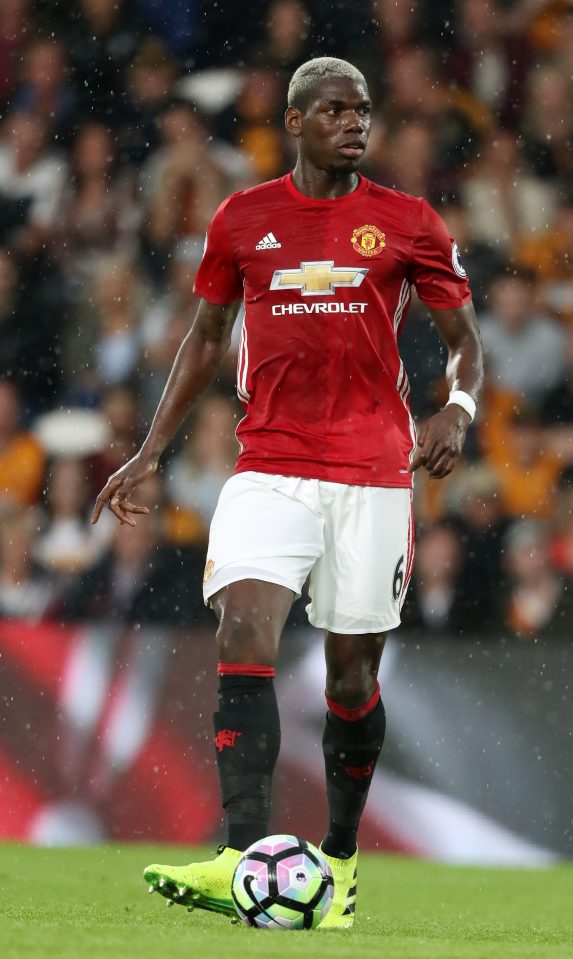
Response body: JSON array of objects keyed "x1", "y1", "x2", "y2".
[
  {"x1": 144, "y1": 845, "x2": 242, "y2": 917},
  {"x1": 318, "y1": 846, "x2": 358, "y2": 930}
]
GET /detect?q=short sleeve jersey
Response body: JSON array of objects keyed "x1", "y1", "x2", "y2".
[{"x1": 194, "y1": 173, "x2": 471, "y2": 487}]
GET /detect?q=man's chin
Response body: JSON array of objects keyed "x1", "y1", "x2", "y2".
[{"x1": 326, "y1": 157, "x2": 361, "y2": 176}]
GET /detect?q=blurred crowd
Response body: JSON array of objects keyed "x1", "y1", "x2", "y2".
[{"x1": 1, "y1": 0, "x2": 573, "y2": 641}]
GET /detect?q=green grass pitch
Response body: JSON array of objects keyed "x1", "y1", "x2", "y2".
[{"x1": 1, "y1": 844, "x2": 572, "y2": 959}]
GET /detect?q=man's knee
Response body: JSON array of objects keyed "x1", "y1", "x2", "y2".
[
  {"x1": 216, "y1": 603, "x2": 278, "y2": 665},
  {"x1": 326, "y1": 671, "x2": 377, "y2": 707},
  {"x1": 325, "y1": 631, "x2": 386, "y2": 707}
]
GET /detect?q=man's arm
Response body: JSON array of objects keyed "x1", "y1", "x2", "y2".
[
  {"x1": 92, "y1": 297, "x2": 239, "y2": 525},
  {"x1": 409, "y1": 301, "x2": 484, "y2": 479}
]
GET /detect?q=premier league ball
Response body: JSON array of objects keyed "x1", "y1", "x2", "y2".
[{"x1": 231, "y1": 834, "x2": 334, "y2": 930}]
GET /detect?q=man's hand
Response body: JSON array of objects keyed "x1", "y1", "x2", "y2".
[
  {"x1": 91, "y1": 452, "x2": 156, "y2": 526},
  {"x1": 409, "y1": 405, "x2": 471, "y2": 479}
]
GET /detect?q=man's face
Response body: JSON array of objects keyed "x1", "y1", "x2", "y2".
[{"x1": 287, "y1": 76, "x2": 372, "y2": 174}]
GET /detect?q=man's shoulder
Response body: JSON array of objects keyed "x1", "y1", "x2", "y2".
[
  {"x1": 222, "y1": 176, "x2": 287, "y2": 215},
  {"x1": 361, "y1": 178, "x2": 427, "y2": 235},
  {"x1": 363, "y1": 177, "x2": 424, "y2": 212}
]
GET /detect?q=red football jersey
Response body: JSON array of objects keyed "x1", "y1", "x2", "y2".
[{"x1": 194, "y1": 172, "x2": 471, "y2": 487}]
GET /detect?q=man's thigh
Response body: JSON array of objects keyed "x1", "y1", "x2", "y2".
[
  {"x1": 203, "y1": 471, "x2": 324, "y2": 606},
  {"x1": 307, "y1": 485, "x2": 413, "y2": 634}
]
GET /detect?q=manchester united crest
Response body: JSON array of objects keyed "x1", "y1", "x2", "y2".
[
  {"x1": 203, "y1": 559, "x2": 215, "y2": 584},
  {"x1": 351, "y1": 224, "x2": 386, "y2": 258}
]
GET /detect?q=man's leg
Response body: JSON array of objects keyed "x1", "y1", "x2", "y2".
[
  {"x1": 144, "y1": 578, "x2": 293, "y2": 915},
  {"x1": 212, "y1": 579, "x2": 293, "y2": 850},
  {"x1": 319, "y1": 631, "x2": 387, "y2": 928},
  {"x1": 322, "y1": 630, "x2": 387, "y2": 856}
]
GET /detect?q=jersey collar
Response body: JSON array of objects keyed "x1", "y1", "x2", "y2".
[{"x1": 284, "y1": 171, "x2": 368, "y2": 204}]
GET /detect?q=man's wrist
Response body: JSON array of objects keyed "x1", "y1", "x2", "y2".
[
  {"x1": 140, "y1": 438, "x2": 163, "y2": 464},
  {"x1": 445, "y1": 390, "x2": 476, "y2": 423}
]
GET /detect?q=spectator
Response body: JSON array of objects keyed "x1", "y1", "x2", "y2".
[
  {"x1": 58, "y1": 122, "x2": 139, "y2": 281},
  {"x1": 519, "y1": 62, "x2": 573, "y2": 182},
  {"x1": 401, "y1": 523, "x2": 471, "y2": 636},
  {"x1": 134, "y1": 0, "x2": 198, "y2": 58},
  {"x1": 0, "y1": 380, "x2": 45, "y2": 506},
  {"x1": 440, "y1": 199, "x2": 506, "y2": 311},
  {"x1": 549, "y1": 470, "x2": 573, "y2": 580},
  {"x1": 509, "y1": 0, "x2": 573, "y2": 55},
  {"x1": 450, "y1": 463, "x2": 508, "y2": 629},
  {"x1": 461, "y1": 130, "x2": 557, "y2": 254},
  {"x1": 142, "y1": 99, "x2": 249, "y2": 275},
  {"x1": 34, "y1": 457, "x2": 113, "y2": 576},
  {"x1": 375, "y1": 117, "x2": 440, "y2": 201},
  {"x1": 538, "y1": 327, "x2": 573, "y2": 487},
  {"x1": 501, "y1": 519, "x2": 573, "y2": 640},
  {"x1": 372, "y1": 0, "x2": 422, "y2": 59},
  {"x1": 0, "y1": 0, "x2": 32, "y2": 107},
  {"x1": 479, "y1": 270, "x2": 566, "y2": 403},
  {"x1": 141, "y1": 238, "x2": 201, "y2": 348},
  {"x1": 0, "y1": 109, "x2": 67, "y2": 252},
  {"x1": 165, "y1": 393, "x2": 240, "y2": 544},
  {"x1": 0, "y1": 247, "x2": 21, "y2": 374},
  {"x1": 60, "y1": 476, "x2": 204, "y2": 625},
  {"x1": 217, "y1": 70, "x2": 286, "y2": 180},
  {"x1": 89, "y1": 385, "x2": 144, "y2": 494},
  {"x1": 0, "y1": 246, "x2": 66, "y2": 408},
  {"x1": 0, "y1": 501, "x2": 54, "y2": 621},
  {"x1": 11, "y1": 38, "x2": 77, "y2": 143},
  {"x1": 382, "y1": 46, "x2": 489, "y2": 182},
  {"x1": 139, "y1": 301, "x2": 191, "y2": 424},
  {"x1": 120, "y1": 36, "x2": 180, "y2": 168},
  {"x1": 553, "y1": 10, "x2": 573, "y2": 80},
  {"x1": 541, "y1": 324, "x2": 573, "y2": 429},
  {"x1": 247, "y1": 0, "x2": 313, "y2": 82},
  {"x1": 90, "y1": 255, "x2": 145, "y2": 388},
  {"x1": 67, "y1": 0, "x2": 141, "y2": 126},
  {"x1": 540, "y1": 327, "x2": 573, "y2": 496},
  {"x1": 481, "y1": 398, "x2": 564, "y2": 519},
  {"x1": 446, "y1": 0, "x2": 530, "y2": 128},
  {"x1": 139, "y1": 239, "x2": 202, "y2": 420},
  {"x1": 516, "y1": 192, "x2": 573, "y2": 323}
]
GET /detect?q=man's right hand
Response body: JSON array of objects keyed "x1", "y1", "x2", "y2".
[{"x1": 91, "y1": 452, "x2": 156, "y2": 526}]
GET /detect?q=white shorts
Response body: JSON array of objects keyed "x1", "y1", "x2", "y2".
[{"x1": 203, "y1": 471, "x2": 414, "y2": 634}]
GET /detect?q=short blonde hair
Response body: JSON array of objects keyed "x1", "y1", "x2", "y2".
[{"x1": 288, "y1": 57, "x2": 367, "y2": 111}]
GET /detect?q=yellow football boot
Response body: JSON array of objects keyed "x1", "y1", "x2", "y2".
[
  {"x1": 144, "y1": 845, "x2": 242, "y2": 917},
  {"x1": 318, "y1": 846, "x2": 358, "y2": 930}
]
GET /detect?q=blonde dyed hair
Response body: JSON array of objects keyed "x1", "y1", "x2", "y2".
[{"x1": 288, "y1": 57, "x2": 367, "y2": 111}]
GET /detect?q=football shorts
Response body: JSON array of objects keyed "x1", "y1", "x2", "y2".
[{"x1": 203, "y1": 471, "x2": 414, "y2": 634}]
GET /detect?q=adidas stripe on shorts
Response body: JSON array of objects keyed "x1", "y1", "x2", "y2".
[{"x1": 203, "y1": 471, "x2": 414, "y2": 634}]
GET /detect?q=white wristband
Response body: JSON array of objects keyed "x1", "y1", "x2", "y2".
[{"x1": 446, "y1": 390, "x2": 476, "y2": 422}]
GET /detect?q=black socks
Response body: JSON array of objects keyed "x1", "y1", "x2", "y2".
[
  {"x1": 213, "y1": 667, "x2": 385, "y2": 859},
  {"x1": 213, "y1": 667, "x2": 280, "y2": 851},
  {"x1": 321, "y1": 685, "x2": 386, "y2": 860}
]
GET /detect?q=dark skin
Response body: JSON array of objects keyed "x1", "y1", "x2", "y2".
[{"x1": 92, "y1": 75, "x2": 483, "y2": 707}]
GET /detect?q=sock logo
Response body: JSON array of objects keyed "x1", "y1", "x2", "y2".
[
  {"x1": 215, "y1": 729, "x2": 242, "y2": 752},
  {"x1": 343, "y1": 761, "x2": 374, "y2": 780}
]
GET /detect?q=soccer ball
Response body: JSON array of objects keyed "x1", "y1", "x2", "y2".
[{"x1": 231, "y1": 834, "x2": 334, "y2": 930}]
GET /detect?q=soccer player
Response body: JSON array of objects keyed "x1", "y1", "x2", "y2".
[{"x1": 92, "y1": 57, "x2": 484, "y2": 929}]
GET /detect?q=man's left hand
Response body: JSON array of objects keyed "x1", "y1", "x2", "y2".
[{"x1": 409, "y1": 405, "x2": 471, "y2": 479}]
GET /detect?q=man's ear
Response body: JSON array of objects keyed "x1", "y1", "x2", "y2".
[{"x1": 285, "y1": 106, "x2": 302, "y2": 138}]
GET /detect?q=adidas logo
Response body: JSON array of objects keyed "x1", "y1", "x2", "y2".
[{"x1": 256, "y1": 232, "x2": 281, "y2": 250}]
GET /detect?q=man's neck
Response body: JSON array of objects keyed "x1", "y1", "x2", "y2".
[{"x1": 291, "y1": 161, "x2": 360, "y2": 200}]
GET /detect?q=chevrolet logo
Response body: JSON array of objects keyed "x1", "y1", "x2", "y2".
[{"x1": 270, "y1": 260, "x2": 368, "y2": 296}]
